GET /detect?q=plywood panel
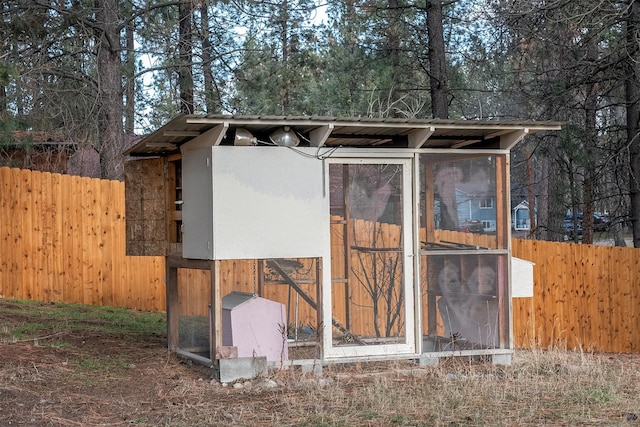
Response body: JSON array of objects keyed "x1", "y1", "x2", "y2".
[{"x1": 124, "y1": 158, "x2": 167, "y2": 256}]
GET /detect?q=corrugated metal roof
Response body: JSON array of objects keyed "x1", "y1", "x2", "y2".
[{"x1": 125, "y1": 114, "x2": 563, "y2": 156}]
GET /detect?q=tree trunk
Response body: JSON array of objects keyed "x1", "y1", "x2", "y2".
[
  {"x1": 279, "y1": 0, "x2": 290, "y2": 113},
  {"x1": 124, "y1": 15, "x2": 135, "y2": 135},
  {"x1": 387, "y1": 0, "x2": 402, "y2": 114},
  {"x1": 200, "y1": 1, "x2": 216, "y2": 113},
  {"x1": 426, "y1": 0, "x2": 448, "y2": 119},
  {"x1": 95, "y1": 0, "x2": 124, "y2": 180},
  {"x1": 0, "y1": 83, "x2": 6, "y2": 121},
  {"x1": 582, "y1": 36, "x2": 598, "y2": 245},
  {"x1": 627, "y1": 0, "x2": 640, "y2": 248},
  {"x1": 178, "y1": 0, "x2": 194, "y2": 114}
]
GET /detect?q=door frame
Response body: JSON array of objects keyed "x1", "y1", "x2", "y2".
[{"x1": 322, "y1": 156, "x2": 417, "y2": 360}]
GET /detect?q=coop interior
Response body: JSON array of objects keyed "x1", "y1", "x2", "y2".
[
  {"x1": 420, "y1": 153, "x2": 510, "y2": 352},
  {"x1": 126, "y1": 140, "x2": 512, "y2": 366}
]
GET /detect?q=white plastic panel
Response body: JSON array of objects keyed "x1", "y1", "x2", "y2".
[
  {"x1": 511, "y1": 257, "x2": 534, "y2": 297},
  {"x1": 211, "y1": 146, "x2": 328, "y2": 260},
  {"x1": 181, "y1": 147, "x2": 214, "y2": 259}
]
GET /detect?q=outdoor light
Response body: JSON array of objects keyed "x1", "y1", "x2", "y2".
[
  {"x1": 269, "y1": 126, "x2": 300, "y2": 147},
  {"x1": 233, "y1": 128, "x2": 257, "y2": 146}
]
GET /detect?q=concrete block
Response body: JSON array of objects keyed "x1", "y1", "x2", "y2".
[
  {"x1": 299, "y1": 361, "x2": 323, "y2": 375},
  {"x1": 492, "y1": 354, "x2": 512, "y2": 366},
  {"x1": 219, "y1": 357, "x2": 268, "y2": 383},
  {"x1": 418, "y1": 354, "x2": 439, "y2": 366}
]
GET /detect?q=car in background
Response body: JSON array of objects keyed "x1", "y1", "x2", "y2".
[
  {"x1": 562, "y1": 219, "x2": 582, "y2": 238},
  {"x1": 592, "y1": 213, "x2": 611, "y2": 231},
  {"x1": 564, "y1": 212, "x2": 611, "y2": 233},
  {"x1": 458, "y1": 220, "x2": 484, "y2": 233}
]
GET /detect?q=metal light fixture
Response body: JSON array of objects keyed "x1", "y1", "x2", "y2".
[
  {"x1": 269, "y1": 126, "x2": 300, "y2": 147},
  {"x1": 233, "y1": 128, "x2": 257, "y2": 146}
]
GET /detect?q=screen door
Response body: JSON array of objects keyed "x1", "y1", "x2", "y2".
[{"x1": 324, "y1": 158, "x2": 415, "y2": 358}]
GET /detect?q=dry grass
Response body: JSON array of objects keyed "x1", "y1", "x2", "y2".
[
  {"x1": 243, "y1": 349, "x2": 640, "y2": 426},
  {"x1": 1, "y1": 298, "x2": 639, "y2": 426}
]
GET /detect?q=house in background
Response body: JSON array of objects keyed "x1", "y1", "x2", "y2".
[
  {"x1": 512, "y1": 200, "x2": 533, "y2": 231},
  {"x1": 0, "y1": 130, "x2": 142, "y2": 178},
  {"x1": 1, "y1": 131, "x2": 75, "y2": 174},
  {"x1": 123, "y1": 114, "x2": 561, "y2": 372},
  {"x1": 453, "y1": 188, "x2": 497, "y2": 233}
]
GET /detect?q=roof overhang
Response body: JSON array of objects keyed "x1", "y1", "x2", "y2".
[{"x1": 125, "y1": 114, "x2": 563, "y2": 157}]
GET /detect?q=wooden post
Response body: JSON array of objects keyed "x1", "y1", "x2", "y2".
[
  {"x1": 316, "y1": 257, "x2": 323, "y2": 360},
  {"x1": 210, "y1": 259, "x2": 222, "y2": 360},
  {"x1": 342, "y1": 164, "x2": 352, "y2": 329},
  {"x1": 495, "y1": 155, "x2": 508, "y2": 249},
  {"x1": 166, "y1": 259, "x2": 179, "y2": 350},
  {"x1": 495, "y1": 154, "x2": 510, "y2": 348},
  {"x1": 257, "y1": 259, "x2": 264, "y2": 296},
  {"x1": 423, "y1": 162, "x2": 438, "y2": 337}
]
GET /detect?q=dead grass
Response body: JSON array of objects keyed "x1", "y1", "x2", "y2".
[{"x1": 0, "y1": 298, "x2": 639, "y2": 426}]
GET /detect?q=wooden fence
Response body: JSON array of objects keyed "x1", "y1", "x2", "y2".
[
  {"x1": 512, "y1": 238, "x2": 640, "y2": 353},
  {"x1": 1, "y1": 167, "x2": 639, "y2": 353},
  {"x1": 0, "y1": 167, "x2": 166, "y2": 311}
]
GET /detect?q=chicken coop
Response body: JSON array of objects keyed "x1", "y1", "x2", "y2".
[{"x1": 124, "y1": 115, "x2": 560, "y2": 368}]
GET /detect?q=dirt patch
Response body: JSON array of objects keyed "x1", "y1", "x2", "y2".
[{"x1": 1, "y1": 299, "x2": 640, "y2": 426}]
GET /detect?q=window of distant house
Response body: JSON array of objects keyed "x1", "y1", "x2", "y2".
[
  {"x1": 482, "y1": 220, "x2": 496, "y2": 231},
  {"x1": 480, "y1": 197, "x2": 494, "y2": 209}
]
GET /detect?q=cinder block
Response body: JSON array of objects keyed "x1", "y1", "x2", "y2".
[
  {"x1": 299, "y1": 361, "x2": 322, "y2": 375},
  {"x1": 219, "y1": 357, "x2": 268, "y2": 383},
  {"x1": 492, "y1": 354, "x2": 512, "y2": 366},
  {"x1": 418, "y1": 354, "x2": 439, "y2": 366}
]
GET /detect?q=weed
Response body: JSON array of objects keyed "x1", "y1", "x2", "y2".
[
  {"x1": 0, "y1": 298, "x2": 166, "y2": 340},
  {"x1": 44, "y1": 341, "x2": 71, "y2": 349},
  {"x1": 11, "y1": 323, "x2": 47, "y2": 339}
]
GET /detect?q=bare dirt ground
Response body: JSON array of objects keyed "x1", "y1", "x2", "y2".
[{"x1": 1, "y1": 299, "x2": 640, "y2": 426}]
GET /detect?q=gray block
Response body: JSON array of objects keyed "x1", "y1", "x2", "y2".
[
  {"x1": 418, "y1": 354, "x2": 439, "y2": 366},
  {"x1": 492, "y1": 354, "x2": 512, "y2": 366},
  {"x1": 299, "y1": 361, "x2": 323, "y2": 375},
  {"x1": 219, "y1": 357, "x2": 268, "y2": 383}
]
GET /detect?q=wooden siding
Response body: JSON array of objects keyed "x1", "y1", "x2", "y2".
[{"x1": 1, "y1": 167, "x2": 640, "y2": 353}]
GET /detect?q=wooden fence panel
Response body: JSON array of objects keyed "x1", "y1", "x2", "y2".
[
  {"x1": 0, "y1": 167, "x2": 166, "y2": 312},
  {"x1": 511, "y1": 238, "x2": 640, "y2": 353}
]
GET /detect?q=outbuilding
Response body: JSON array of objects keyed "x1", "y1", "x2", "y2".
[{"x1": 124, "y1": 115, "x2": 560, "y2": 369}]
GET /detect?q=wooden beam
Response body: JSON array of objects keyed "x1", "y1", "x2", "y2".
[
  {"x1": 180, "y1": 123, "x2": 229, "y2": 151},
  {"x1": 266, "y1": 259, "x2": 367, "y2": 345},
  {"x1": 166, "y1": 256, "x2": 212, "y2": 270},
  {"x1": 450, "y1": 139, "x2": 482, "y2": 149},
  {"x1": 144, "y1": 142, "x2": 177, "y2": 149},
  {"x1": 163, "y1": 130, "x2": 201, "y2": 137},
  {"x1": 499, "y1": 129, "x2": 529, "y2": 150},
  {"x1": 408, "y1": 126, "x2": 435, "y2": 148},
  {"x1": 310, "y1": 124, "x2": 334, "y2": 147}
]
